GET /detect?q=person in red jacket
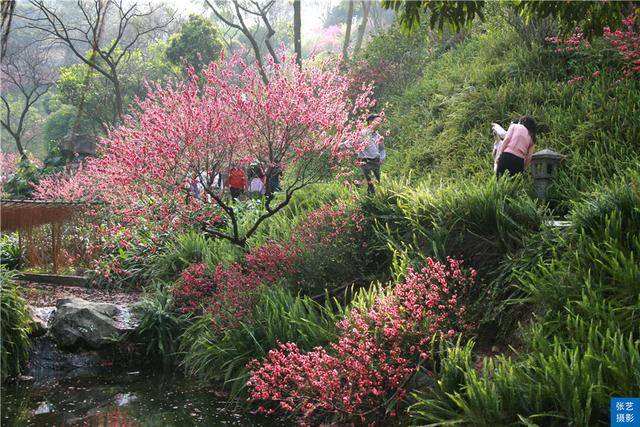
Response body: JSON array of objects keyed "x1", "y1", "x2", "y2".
[{"x1": 228, "y1": 165, "x2": 247, "y2": 200}]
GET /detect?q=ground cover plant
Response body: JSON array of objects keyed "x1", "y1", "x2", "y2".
[
  {"x1": 247, "y1": 257, "x2": 477, "y2": 424},
  {"x1": 0, "y1": 268, "x2": 31, "y2": 383},
  {"x1": 409, "y1": 168, "x2": 640, "y2": 425}
]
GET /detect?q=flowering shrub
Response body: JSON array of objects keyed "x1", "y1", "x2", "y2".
[
  {"x1": 244, "y1": 241, "x2": 298, "y2": 288},
  {"x1": 349, "y1": 58, "x2": 400, "y2": 98},
  {"x1": 172, "y1": 241, "x2": 297, "y2": 328},
  {"x1": 603, "y1": 15, "x2": 640, "y2": 80},
  {"x1": 174, "y1": 262, "x2": 266, "y2": 331},
  {"x1": 545, "y1": 15, "x2": 639, "y2": 84},
  {"x1": 88, "y1": 222, "x2": 169, "y2": 288},
  {"x1": 247, "y1": 257, "x2": 476, "y2": 423},
  {"x1": 171, "y1": 202, "x2": 368, "y2": 329},
  {"x1": 0, "y1": 152, "x2": 19, "y2": 193},
  {"x1": 288, "y1": 201, "x2": 369, "y2": 293}
]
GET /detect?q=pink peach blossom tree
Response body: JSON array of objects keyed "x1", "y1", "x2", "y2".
[{"x1": 35, "y1": 51, "x2": 376, "y2": 246}]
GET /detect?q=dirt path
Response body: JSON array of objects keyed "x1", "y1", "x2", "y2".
[{"x1": 18, "y1": 282, "x2": 141, "y2": 307}]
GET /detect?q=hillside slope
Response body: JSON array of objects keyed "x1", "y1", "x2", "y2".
[{"x1": 380, "y1": 17, "x2": 640, "y2": 206}]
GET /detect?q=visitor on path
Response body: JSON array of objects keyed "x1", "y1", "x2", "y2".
[
  {"x1": 266, "y1": 163, "x2": 282, "y2": 196},
  {"x1": 248, "y1": 164, "x2": 266, "y2": 199},
  {"x1": 211, "y1": 172, "x2": 224, "y2": 198},
  {"x1": 495, "y1": 116, "x2": 536, "y2": 178},
  {"x1": 228, "y1": 165, "x2": 247, "y2": 200},
  {"x1": 358, "y1": 114, "x2": 386, "y2": 194}
]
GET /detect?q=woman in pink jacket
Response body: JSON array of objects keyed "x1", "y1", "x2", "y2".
[{"x1": 495, "y1": 116, "x2": 536, "y2": 178}]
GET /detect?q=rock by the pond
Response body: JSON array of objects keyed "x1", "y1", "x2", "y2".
[
  {"x1": 26, "y1": 305, "x2": 49, "y2": 337},
  {"x1": 49, "y1": 298, "x2": 127, "y2": 350},
  {"x1": 25, "y1": 335, "x2": 142, "y2": 384}
]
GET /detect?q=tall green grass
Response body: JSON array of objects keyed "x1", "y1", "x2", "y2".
[
  {"x1": 409, "y1": 168, "x2": 640, "y2": 425},
  {"x1": 180, "y1": 287, "x2": 340, "y2": 397},
  {"x1": 148, "y1": 231, "x2": 242, "y2": 281},
  {"x1": 381, "y1": 14, "x2": 640, "y2": 210},
  {"x1": 518, "y1": 170, "x2": 640, "y2": 332},
  {"x1": 365, "y1": 177, "x2": 542, "y2": 278},
  {"x1": 132, "y1": 284, "x2": 189, "y2": 367},
  {"x1": 411, "y1": 322, "x2": 640, "y2": 426},
  {"x1": 1, "y1": 269, "x2": 31, "y2": 382}
]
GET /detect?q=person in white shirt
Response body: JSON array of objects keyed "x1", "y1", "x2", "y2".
[
  {"x1": 358, "y1": 114, "x2": 386, "y2": 194},
  {"x1": 248, "y1": 164, "x2": 266, "y2": 199}
]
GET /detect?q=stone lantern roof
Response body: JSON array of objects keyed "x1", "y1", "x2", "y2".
[{"x1": 531, "y1": 149, "x2": 565, "y2": 161}]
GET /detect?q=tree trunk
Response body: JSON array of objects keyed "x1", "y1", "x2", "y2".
[
  {"x1": 1, "y1": 0, "x2": 15, "y2": 58},
  {"x1": 293, "y1": 0, "x2": 302, "y2": 68},
  {"x1": 342, "y1": 0, "x2": 354, "y2": 61},
  {"x1": 112, "y1": 73, "x2": 124, "y2": 121},
  {"x1": 354, "y1": 1, "x2": 371, "y2": 54},
  {"x1": 14, "y1": 135, "x2": 26, "y2": 158}
]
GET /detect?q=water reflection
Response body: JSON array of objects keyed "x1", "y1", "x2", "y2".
[{"x1": 2, "y1": 370, "x2": 271, "y2": 426}]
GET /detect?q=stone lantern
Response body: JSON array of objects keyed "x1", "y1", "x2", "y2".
[{"x1": 530, "y1": 148, "x2": 565, "y2": 199}]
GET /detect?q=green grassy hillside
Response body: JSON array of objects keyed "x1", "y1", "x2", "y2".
[{"x1": 380, "y1": 17, "x2": 640, "y2": 208}]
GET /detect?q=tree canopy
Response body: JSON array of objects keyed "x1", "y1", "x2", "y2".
[
  {"x1": 382, "y1": 0, "x2": 639, "y2": 36},
  {"x1": 166, "y1": 15, "x2": 224, "y2": 71}
]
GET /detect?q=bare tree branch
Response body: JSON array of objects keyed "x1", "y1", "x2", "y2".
[
  {"x1": 1, "y1": 43, "x2": 55, "y2": 157},
  {"x1": 22, "y1": 0, "x2": 174, "y2": 123},
  {"x1": 204, "y1": 0, "x2": 269, "y2": 83}
]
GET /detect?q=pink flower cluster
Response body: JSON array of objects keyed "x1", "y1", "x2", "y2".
[
  {"x1": 172, "y1": 241, "x2": 296, "y2": 328},
  {"x1": 244, "y1": 241, "x2": 298, "y2": 289},
  {"x1": 0, "y1": 152, "x2": 19, "y2": 194},
  {"x1": 247, "y1": 257, "x2": 476, "y2": 423},
  {"x1": 545, "y1": 15, "x2": 639, "y2": 84},
  {"x1": 603, "y1": 15, "x2": 640, "y2": 79},
  {"x1": 545, "y1": 31, "x2": 590, "y2": 53},
  {"x1": 171, "y1": 202, "x2": 365, "y2": 322},
  {"x1": 349, "y1": 59, "x2": 400, "y2": 97},
  {"x1": 291, "y1": 201, "x2": 365, "y2": 249}
]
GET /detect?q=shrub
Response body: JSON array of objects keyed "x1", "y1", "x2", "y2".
[
  {"x1": 180, "y1": 287, "x2": 338, "y2": 396},
  {"x1": 287, "y1": 201, "x2": 370, "y2": 294},
  {"x1": 0, "y1": 233, "x2": 23, "y2": 270},
  {"x1": 132, "y1": 285, "x2": 188, "y2": 367},
  {"x1": 1, "y1": 269, "x2": 31, "y2": 382},
  {"x1": 171, "y1": 262, "x2": 260, "y2": 330},
  {"x1": 247, "y1": 258, "x2": 476, "y2": 424}
]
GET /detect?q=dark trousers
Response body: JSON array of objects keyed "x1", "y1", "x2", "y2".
[
  {"x1": 496, "y1": 152, "x2": 524, "y2": 178},
  {"x1": 230, "y1": 187, "x2": 243, "y2": 199},
  {"x1": 361, "y1": 158, "x2": 381, "y2": 194}
]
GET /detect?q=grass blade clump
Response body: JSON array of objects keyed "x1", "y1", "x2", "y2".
[
  {"x1": 1, "y1": 268, "x2": 31, "y2": 382},
  {"x1": 180, "y1": 286, "x2": 339, "y2": 398},
  {"x1": 409, "y1": 168, "x2": 640, "y2": 425}
]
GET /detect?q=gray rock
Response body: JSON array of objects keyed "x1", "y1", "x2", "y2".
[
  {"x1": 26, "y1": 306, "x2": 50, "y2": 337},
  {"x1": 49, "y1": 298, "x2": 124, "y2": 350}
]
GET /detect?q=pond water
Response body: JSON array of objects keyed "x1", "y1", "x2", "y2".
[{"x1": 1, "y1": 370, "x2": 272, "y2": 426}]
